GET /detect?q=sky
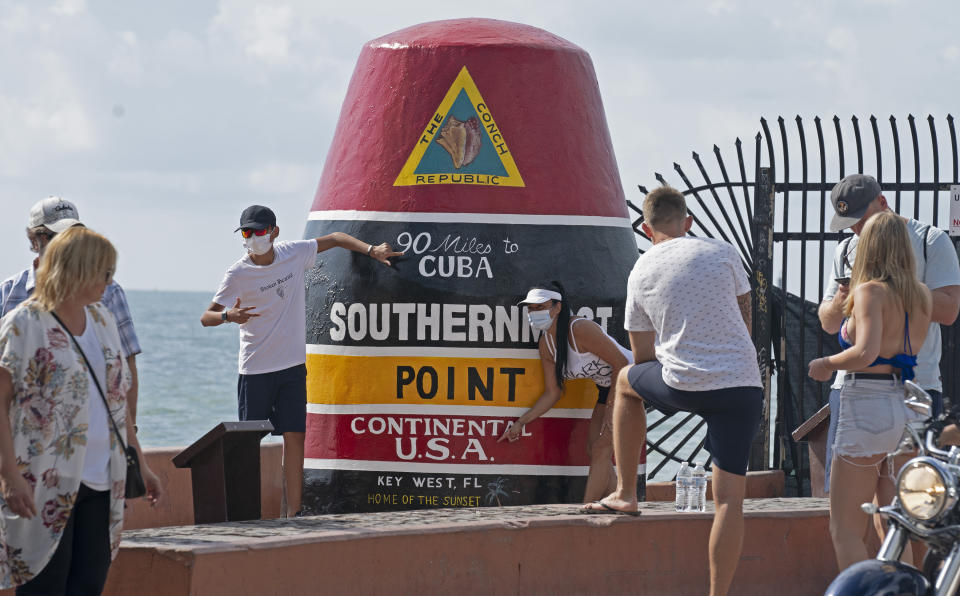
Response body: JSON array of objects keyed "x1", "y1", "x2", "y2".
[{"x1": 1, "y1": 0, "x2": 958, "y2": 292}]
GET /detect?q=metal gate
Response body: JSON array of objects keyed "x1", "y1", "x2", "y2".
[{"x1": 632, "y1": 114, "x2": 960, "y2": 494}]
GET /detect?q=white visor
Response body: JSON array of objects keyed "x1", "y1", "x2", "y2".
[{"x1": 517, "y1": 288, "x2": 562, "y2": 306}]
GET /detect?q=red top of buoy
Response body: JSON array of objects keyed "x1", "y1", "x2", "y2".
[
  {"x1": 311, "y1": 18, "x2": 627, "y2": 218},
  {"x1": 369, "y1": 19, "x2": 583, "y2": 50}
]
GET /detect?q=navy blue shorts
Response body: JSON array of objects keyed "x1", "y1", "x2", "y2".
[
  {"x1": 237, "y1": 364, "x2": 307, "y2": 435},
  {"x1": 628, "y1": 361, "x2": 763, "y2": 476}
]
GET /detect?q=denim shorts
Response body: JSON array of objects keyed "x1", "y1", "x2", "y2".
[{"x1": 833, "y1": 377, "x2": 911, "y2": 459}]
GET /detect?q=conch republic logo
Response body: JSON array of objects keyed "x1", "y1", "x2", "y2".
[{"x1": 394, "y1": 67, "x2": 525, "y2": 187}]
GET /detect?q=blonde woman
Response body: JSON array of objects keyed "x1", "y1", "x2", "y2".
[
  {"x1": 0, "y1": 227, "x2": 163, "y2": 594},
  {"x1": 808, "y1": 211, "x2": 932, "y2": 571}
]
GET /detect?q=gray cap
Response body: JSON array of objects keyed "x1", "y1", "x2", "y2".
[
  {"x1": 829, "y1": 174, "x2": 882, "y2": 232},
  {"x1": 28, "y1": 197, "x2": 83, "y2": 233}
]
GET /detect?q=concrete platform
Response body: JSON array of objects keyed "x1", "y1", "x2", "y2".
[{"x1": 104, "y1": 498, "x2": 835, "y2": 596}]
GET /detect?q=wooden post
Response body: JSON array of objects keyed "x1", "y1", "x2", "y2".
[{"x1": 749, "y1": 167, "x2": 775, "y2": 471}]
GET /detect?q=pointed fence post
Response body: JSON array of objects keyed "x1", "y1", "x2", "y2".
[
  {"x1": 749, "y1": 166, "x2": 775, "y2": 471},
  {"x1": 946, "y1": 237, "x2": 960, "y2": 407}
]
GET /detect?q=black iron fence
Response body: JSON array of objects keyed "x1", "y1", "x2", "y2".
[{"x1": 632, "y1": 114, "x2": 960, "y2": 494}]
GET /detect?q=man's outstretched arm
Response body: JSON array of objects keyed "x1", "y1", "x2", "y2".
[{"x1": 314, "y1": 233, "x2": 404, "y2": 265}]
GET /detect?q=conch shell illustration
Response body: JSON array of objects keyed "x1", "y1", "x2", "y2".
[{"x1": 436, "y1": 116, "x2": 482, "y2": 169}]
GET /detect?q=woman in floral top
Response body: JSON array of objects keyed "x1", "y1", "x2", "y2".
[{"x1": 0, "y1": 227, "x2": 163, "y2": 594}]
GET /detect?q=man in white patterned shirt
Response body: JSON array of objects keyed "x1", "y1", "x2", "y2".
[
  {"x1": 0, "y1": 197, "x2": 143, "y2": 425},
  {"x1": 582, "y1": 187, "x2": 762, "y2": 596}
]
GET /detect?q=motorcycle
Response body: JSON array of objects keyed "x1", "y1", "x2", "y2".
[{"x1": 826, "y1": 381, "x2": 960, "y2": 596}]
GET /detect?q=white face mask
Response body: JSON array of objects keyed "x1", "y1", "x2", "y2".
[
  {"x1": 527, "y1": 309, "x2": 555, "y2": 332},
  {"x1": 243, "y1": 233, "x2": 272, "y2": 256}
]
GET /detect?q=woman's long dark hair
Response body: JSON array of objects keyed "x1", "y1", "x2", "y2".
[{"x1": 529, "y1": 281, "x2": 569, "y2": 388}]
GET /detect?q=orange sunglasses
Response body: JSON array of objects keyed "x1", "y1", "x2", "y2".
[{"x1": 240, "y1": 227, "x2": 271, "y2": 238}]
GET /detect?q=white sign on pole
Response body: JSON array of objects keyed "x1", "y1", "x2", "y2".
[{"x1": 952, "y1": 185, "x2": 960, "y2": 236}]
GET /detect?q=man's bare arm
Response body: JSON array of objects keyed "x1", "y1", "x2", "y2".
[
  {"x1": 818, "y1": 284, "x2": 850, "y2": 334},
  {"x1": 628, "y1": 330, "x2": 657, "y2": 365},
  {"x1": 200, "y1": 299, "x2": 259, "y2": 327},
  {"x1": 737, "y1": 292, "x2": 752, "y2": 336},
  {"x1": 314, "y1": 233, "x2": 404, "y2": 265},
  {"x1": 931, "y1": 285, "x2": 960, "y2": 326},
  {"x1": 127, "y1": 355, "x2": 138, "y2": 426}
]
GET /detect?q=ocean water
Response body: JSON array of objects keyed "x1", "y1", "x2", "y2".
[
  {"x1": 127, "y1": 290, "x2": 261, "y2": 448},
  {"x1": 128, "y1": 290, "x2": 704, "y2": 479}
]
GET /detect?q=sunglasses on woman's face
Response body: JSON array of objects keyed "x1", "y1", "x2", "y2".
[{"x1": 240, "y1": 227, "x2": 271, "y2": 239}]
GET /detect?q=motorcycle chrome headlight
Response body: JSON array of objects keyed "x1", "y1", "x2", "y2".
[{"x1": 896, "y1": 458, "x2": 956, "y2": 521}]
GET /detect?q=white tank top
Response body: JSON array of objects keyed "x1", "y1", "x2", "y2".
[
  {"x1": 544, "y1": 318, "x2": 633, "y2": 387},
  {"x1": 75, "y1": 310, "x2": 111, "y2": 490}
]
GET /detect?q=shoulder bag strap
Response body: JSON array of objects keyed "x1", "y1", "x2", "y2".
[
  {"x1": 839, "y1": 236, "x2": 853, "y2": 275},
  {"x1": 49, "y1": 311, "x2": 128, "y2": 452}
]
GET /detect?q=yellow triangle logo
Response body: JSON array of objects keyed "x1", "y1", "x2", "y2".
[{"x1": 394, "y1": 67, "x2": 525, "y2": 187}]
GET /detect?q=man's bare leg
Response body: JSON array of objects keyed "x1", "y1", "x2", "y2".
[
  {"x1": 709, "y1": 467, "x2": 747, "y2": 596},
  {"x1": 585, "y1": 366, "x2": 646, "y2": 512},
  {"x1": 283, "y1": 431, "x2": 305, "y2": 516}
]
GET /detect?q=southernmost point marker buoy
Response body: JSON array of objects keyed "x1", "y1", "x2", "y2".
[{"x1": 302, "y1": 19, "x2": 645, "y2": 513}]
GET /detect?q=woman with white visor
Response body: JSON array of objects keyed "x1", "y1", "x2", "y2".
[{"x1": 498, "y1": 281, "x2": 634, "y2": 503}]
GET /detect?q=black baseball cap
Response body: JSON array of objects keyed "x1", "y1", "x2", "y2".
[
  {"x1": 235, "y1": 205, "x2": 276, "y2": 232},
  {"x1": 829, "y1": 174, "x2": 882, "y2": 232}
]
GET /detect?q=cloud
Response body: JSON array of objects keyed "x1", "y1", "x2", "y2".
[
  {"x1": 707, "y1": 0, "x2": 736, "y2": 15},
  {"x1": 237, "y1": 4, "x2": 293, "y2": 63},
  {"x1": 0, "y1": 94, "x2": 97, "y2": 177},
  {"x1": 246, "y1": 162, "x2": 317, "y2": 195},
  {"x1": 107, "y1": 30, "x2": 143, "y2": 81},
  {"x1": 51, "y1": 0, "x2": 85, "y2": 17},
  {"x1": 28, "y1": 102, "x2": 97, "y2": 150},
  {"x1": 209, "y1": 2, "x2": 296, "y2": 65},
  {"x1": 826, "y1": 27, "x2": 857, "y2": 55}
]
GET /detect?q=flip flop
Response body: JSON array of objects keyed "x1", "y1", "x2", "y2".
[{"x1": 579, "y1": 501, "x2": 641, "y2": 516}]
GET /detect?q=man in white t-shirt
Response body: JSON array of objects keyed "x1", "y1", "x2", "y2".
[
  {"x1": 582, "y1": 187, "x2": 762, "y2": 596},
  {"x1": 818, "y1": 174, "x2": 960, "y2": 492},
  {"x1": 201, "y1": 205, "x2": 401, "y2": 516}
]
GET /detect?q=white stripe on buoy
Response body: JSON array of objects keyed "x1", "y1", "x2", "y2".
[
  {"x1": 307, "y1": 344, "x2": 538, "y2": 359},
  {"x1": 304, "y1": 459, "x2": 647, "y2": 476},
  {"x1": 308, "y1": 210, "x2": 633, "y2": 228},
  {"x1": 306, "y1": 403, "x2": 592, "y2": 418}
]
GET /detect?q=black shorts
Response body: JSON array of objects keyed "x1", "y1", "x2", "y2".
[
  {"x1": 628, "y1": 361, "x2": 762, "y2": 476},
  {"x1": 237, "y1": 363, "x2": 307, "y2": 435},
  {"x1": 596, "y1": 384, "x2": 610, "y2": 405}
]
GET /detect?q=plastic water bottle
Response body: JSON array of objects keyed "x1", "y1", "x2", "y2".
[
  {"x1": 690, "y1": 463, "x2": 707, "y2": 512},
  {"x1": 675, "y1": 462, "x2": 691, "y2": 512}
]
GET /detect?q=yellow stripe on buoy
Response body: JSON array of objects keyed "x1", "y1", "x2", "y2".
[{"x1": 306, "y1": 352, "x2": 598, "y2": 409}]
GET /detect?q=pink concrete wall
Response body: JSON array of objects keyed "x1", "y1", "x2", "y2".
[
  {"x1": 103, "y1": 507, "x2": 834, "y2": 596},
  {"x1": 0, "y1": 467, "x2": 788, "y2": 595}
]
